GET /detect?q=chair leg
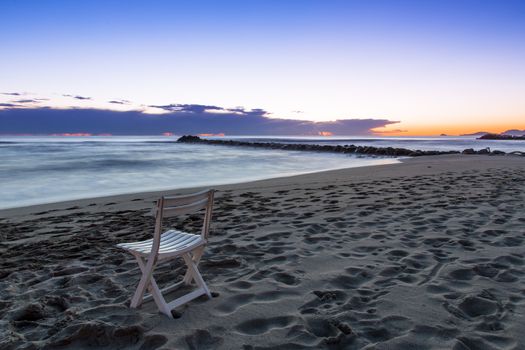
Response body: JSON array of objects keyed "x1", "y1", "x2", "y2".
[
  {"x1": 128, "y1": 249, "x2": 211, "y2": 316},
  {"x1": 134, "y1": 256, "x2": 171, "y2": 317},
  {"x1": 183, "y1": 253, "x2": 212, "y2": 299},
  {"x1": 130, "y1": 262, "x2": 153, "y2": 308},
  {"x1": 182, "y1": 246, "x2": 204, "y2": 285}
]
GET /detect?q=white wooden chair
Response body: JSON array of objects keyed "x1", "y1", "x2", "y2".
[{"x1": 117, "y1": 189, "x2": 215, "y2": 318}]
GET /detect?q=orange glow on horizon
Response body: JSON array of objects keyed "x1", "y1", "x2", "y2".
[
  {"x1": 198, "y1": 133, "x2": 225, "y2": 137},
  {"x1": 50, "y1": 133, "x2": 93, "y2": 136},
  {"x1": 373, "y1": 121, "x2": 525, "y2": 137},
  {"x1": 318, "y1": 131, "x2": 333, "y2": 136}
]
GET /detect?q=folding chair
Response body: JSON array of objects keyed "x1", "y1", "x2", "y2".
[{"x1": 117, "y1": 189, "x2": 215, "y2": 317}]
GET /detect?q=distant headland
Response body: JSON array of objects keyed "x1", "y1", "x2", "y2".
[
  {"x1": 461, "y1": 129, "x2": 525, "y2": 139},
  {"x1": 478, "y1": 133, "x2": 525, "y2": 140}
]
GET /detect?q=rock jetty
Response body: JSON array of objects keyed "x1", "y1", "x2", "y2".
[
  {"x1": 176, "y1": 135, "x2": 514, "y2": 157},
  {"x1": 177, "y1": 135, "x2": 525, "y2": 157}
]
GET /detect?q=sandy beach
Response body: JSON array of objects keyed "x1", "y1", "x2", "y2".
[{"x1": 1, "y1": 154, "x2": 525, "y2": 349}]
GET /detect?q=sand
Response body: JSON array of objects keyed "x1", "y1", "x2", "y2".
[{"x1": 1, "y1": 154, "x2": 524, "y2": 349}]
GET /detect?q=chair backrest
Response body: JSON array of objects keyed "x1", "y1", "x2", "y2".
[{"x1": 152, "y1": 189, "x2": 215, "y2": 249}]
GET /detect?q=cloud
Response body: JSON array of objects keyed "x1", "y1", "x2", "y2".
[
  {"x1": 148, "y1": 104, "x2": 271, "y2": 117},
  {"x1": 373, "y1": 128, "x2": 408, "y2": 134},
  {"x1": 1, "y1": 92, "x2": 22, "y2": 96},
  {"x1": 149, "y1": 104, "x2": 225, "y2": 113},
  {"x1": 0, "y1": 103, "x2": 20, "y2": 107},
  {"x1": 63, "y1": 94, "x2": 91, "y2": 100},
  {"x1": 0, "y1": 107, "x2": 399, "y2": 135},
  {"x1": 108, "y1": 100, "x2": 130, "y2": 105},
  {"x1": 14, "y1": 99, "x2": 39, "y2": 103}
]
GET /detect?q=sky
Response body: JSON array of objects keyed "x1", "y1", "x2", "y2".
[{"x1": 1, "y1": 0, "x2": 524, "y2": 136}]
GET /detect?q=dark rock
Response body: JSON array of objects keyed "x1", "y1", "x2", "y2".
[
  {"x1": 509, "y1": 151, "x2": 525, "y2": 156},
  {"x1": 177, "y1": 135, "x2": 202, "y2": 143},
  {"x1": 478, "y1": 148, "x2": 490, "y2": 154},
  {"x1": 462, "y1": 148, "x2": 476, "y2": 154},
  {"x1": 409, "y1": 150, "x2": 424, "y2": 157}
]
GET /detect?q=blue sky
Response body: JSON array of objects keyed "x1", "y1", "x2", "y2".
[{"x1": 1, "y1": 0, "x2": 524, "y2": 135}]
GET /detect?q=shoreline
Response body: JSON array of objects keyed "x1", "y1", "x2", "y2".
[
  {"x1": 0, "y1": 155, "x2": 401, "y2": 214},
  {"x1": 2, "y1": 154, "x2": 523, "y2": 219}
]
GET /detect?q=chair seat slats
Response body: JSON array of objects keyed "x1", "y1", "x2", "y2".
[
  {"x1": 119, "y1": 230, "x2": 188, "y2": 249},
  {"x1": 118, "y1": 230, "x2": 204, "y2": 256},
  {"x1": 117, "y1": 231, "x2": 170, "y2": 249},
  {"x1": 118, "y1": 230, "x2": 179, "y2": 248},
  {"x1": 157, "y1": 234, "x2": 199, "y2": 252}
]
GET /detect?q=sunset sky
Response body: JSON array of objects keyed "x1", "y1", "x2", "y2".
[{"x1": 1, "y1": 0, "x2": 524, "y2": 136}]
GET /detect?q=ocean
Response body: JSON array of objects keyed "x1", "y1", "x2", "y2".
[{"x1": 1, "y1": 135, "x2": 524, "y2": 210}]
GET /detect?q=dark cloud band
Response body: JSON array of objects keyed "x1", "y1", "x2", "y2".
[{"x1": 0, "y1": 107, "x2": 398, "y2": 135}]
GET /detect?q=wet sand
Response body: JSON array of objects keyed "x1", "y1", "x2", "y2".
[{"x1": 1, "y1": 154, "x2": 525, "y2": 349}]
